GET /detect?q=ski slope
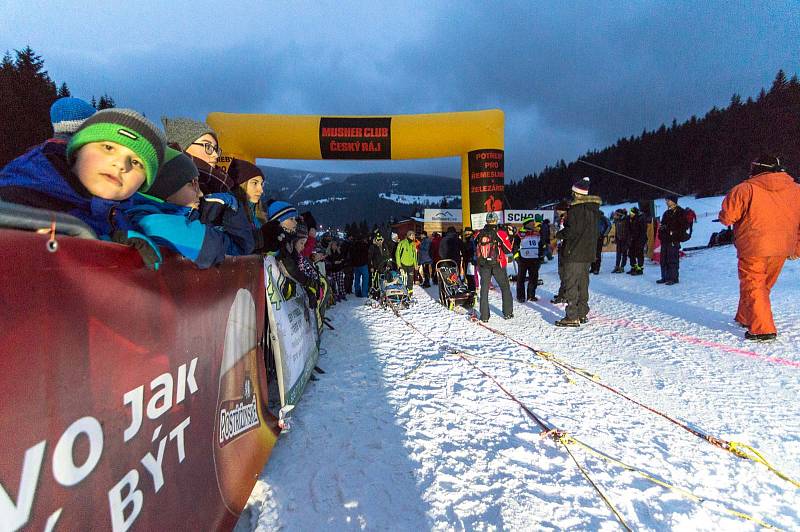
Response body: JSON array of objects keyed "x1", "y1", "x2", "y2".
[{"x1": 237, "y1": 198, "x2": 800, "y2": 531}]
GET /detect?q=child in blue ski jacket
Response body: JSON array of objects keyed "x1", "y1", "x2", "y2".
[
  {"x1": 132, "y1": 148, "x2": 254, "y2": 268},
  {"x1": 0, "y1": 108, "x2": 167, "y2": 268}
]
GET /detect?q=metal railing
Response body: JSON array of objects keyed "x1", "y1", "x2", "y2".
[{"x1": 0, "y1": 200, "x2": 97, "y2": 240}]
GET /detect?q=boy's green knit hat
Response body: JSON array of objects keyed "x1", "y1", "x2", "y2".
[{"x1": 67, "y1": 108, "x2": 167, "y2": 192}]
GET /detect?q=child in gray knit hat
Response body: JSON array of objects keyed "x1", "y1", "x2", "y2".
[
  {"x1": 161, "y1": 116, "x2": 234, "y2": 194},
  {"x1": 161, "y1": 116, "x2": 219, "y2": 165}
]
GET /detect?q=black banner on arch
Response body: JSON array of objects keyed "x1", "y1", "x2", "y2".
[
  {"x1": 319, "y1": 117, "x2": 392, "y2": 159},
  {"x1": 468, "y1": 149, "x2": 505, "y2": 214}
]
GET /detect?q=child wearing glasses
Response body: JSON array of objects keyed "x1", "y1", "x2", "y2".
[{"x1": 161, "y1": 116, "x2": 234, "y2": 193}]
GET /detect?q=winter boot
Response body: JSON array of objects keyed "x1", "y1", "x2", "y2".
[
  {"x1": 555, "y1": 318, "x2": 580, "y2": 327},
  {"x1": 744, "y1": 331, "x2": 777, "y2": 342}
]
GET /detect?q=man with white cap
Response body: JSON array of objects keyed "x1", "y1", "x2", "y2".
[{"x1": 555, "y1": 177, "x2": 601, "y2": 327}]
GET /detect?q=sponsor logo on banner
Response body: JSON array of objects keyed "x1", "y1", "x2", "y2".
[
  {"x1": 319, "y1": 117, "x2": 392, "y2": 159},
  {"x1": 214, "y1": 288, "x2": 270, "y2": 514},
  {"x1": 424, "y1": 208, "x2": 462, "y2": 222},
  {"x1": 504, "y1": 210, "x2": 556, "y2": 224},
  {"x1": 0, "y1": 231, "x2": 278, "y2": 531},
  {"x1": 468, "y1": 149, "x2": 505, "y2": 217}
]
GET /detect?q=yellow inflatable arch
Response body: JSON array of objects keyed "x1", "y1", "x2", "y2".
[{"x1": 206, "y1": 110, "x2": 505, "y2": 228}]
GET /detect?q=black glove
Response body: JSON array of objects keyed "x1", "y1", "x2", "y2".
[{"x1": 112, "y1": 230, "x2": 162, "y2": 271}]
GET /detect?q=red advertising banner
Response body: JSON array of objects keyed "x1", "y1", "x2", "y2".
[
  {"x1": 319, "y1": 117, "x2": 392, "y2": 159},
  {"x1": 468, "y1": 149, "x2": 505, "y2": 214},
  {"x1": 0, "y1": 229, "x2": 279, "y2": 531}
]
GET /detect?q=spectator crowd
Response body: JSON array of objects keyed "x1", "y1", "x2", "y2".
[{"x1": 1, "y1": 98, "x2": 798, "y2": 343}]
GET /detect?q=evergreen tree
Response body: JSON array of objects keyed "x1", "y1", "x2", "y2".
[
  {"x1": 0, "y1": 46, "x2": 58, "y2": 167},
  {"x1": 505, "y1": 69, "x2": 800, "y2": 206},
  {"x1": 770, "y1": 69, "x2": 787, "y2": 93},
  {"x1": 57, "y1": 82, "x2": 70, "y2": 97},
  {"x1": 97, "y1": 93, "x2": 115, "y2": 109}
]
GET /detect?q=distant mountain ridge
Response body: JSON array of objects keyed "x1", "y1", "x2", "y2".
[{"x1": 257, "y1": 166, "x2": 461, "y2": 228}]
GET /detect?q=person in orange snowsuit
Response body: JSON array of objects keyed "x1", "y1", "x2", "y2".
[{"x1": 719, "y1": 155, "x2": 800, "y2": 341}]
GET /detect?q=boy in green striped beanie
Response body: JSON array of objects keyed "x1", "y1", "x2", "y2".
[
  {"x1": 0, "y1": 108, "x2": 166, "y2": 240},
  {"x1": 67, "y1": 108, "x2": 167, "y2": 200}
]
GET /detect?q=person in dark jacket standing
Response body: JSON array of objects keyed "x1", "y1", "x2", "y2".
[
  {"x1": 611, "y1": 209, "x2": 630, "y2": 273},
  {"x1": 657, "y1": 195, "x2": 686, "y2": 285},
  {"x1": 551, "y1": 210, "x2": 568, "y2": 303},
  {"x1": 386, "y1": 232, "x2": 399, "y2": 261},
  {"x1": 430, "y1": 232, "x2": 442, "y2": 284},
  {"x1": 350, "y1": 233, "x2": 371, "y2": 297},
  {"x1": 439, "y1": 226, "x2": 462, "y2": 265},
  {"x1": 417, "y1": 231, "x2": 433, "y2": 287},
  {"x1": 461, "y1": 227, "x2": 476, "y2": 292},
  {"x1": 341, "y1": 235, "x2": 354, "y2": 294},
  {"x1": 513, "y1": 217, "x2": 545, "y2": 302},
  {"x1": 555, "y1": 177, "x2": 601, "y2": 327},
  {"x1": 627, "y1": 207, "x2": 648, "y2": 275},
  {"x1": 590, "y1": 212, "x2": 611, "y2": 274},
  {"x1": 540, "y1": 218, "x2": 553, "y2": 261}
]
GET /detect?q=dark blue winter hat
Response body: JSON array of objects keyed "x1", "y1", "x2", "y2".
[
  {"x1": 50, "y1": 97, "x2": 96, "y2": 135},
  {"x1": 268, "y1": 201, "x2": 298, "y2": 222}
]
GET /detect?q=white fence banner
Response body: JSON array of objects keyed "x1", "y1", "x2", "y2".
[
  {"x1": 423, "y1": 208, "x2": 462, "y2": 223},
  {"x1": 504, "y1": 209, "x2": 556, "y2": 224},
  {"x1": 263, "y1": 256, "x2": 319, "y2": 408}
]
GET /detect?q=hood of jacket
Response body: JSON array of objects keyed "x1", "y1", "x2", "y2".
[
  {"x1": 749, "y1": 171, "x2": 796, "y2": 192},
  {"x1": 570, "y1": 194, "x2": 602, "y2": 206}
]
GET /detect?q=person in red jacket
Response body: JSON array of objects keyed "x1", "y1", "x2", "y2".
[
  {"x1": 719, "y1": 155, "x2": 800, "y2": 341},
  {"x1": 475, "y1": 212, "x2": 514, "y2": 322}
]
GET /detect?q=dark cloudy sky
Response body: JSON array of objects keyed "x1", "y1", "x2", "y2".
[{"x1": 3, "y1": 1, "x2": 798, "y2": 181}]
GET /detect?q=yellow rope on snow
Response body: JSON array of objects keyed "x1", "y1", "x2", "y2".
[
  {"x1": 727, "y1": 442, "x2": 800, "y2": 489},
  {"x1": 559, "y1": 438, "x2": 633, "y2": 531},
  {"x1": 557, "y1": 433, "x2": 780, "y2": 529}
]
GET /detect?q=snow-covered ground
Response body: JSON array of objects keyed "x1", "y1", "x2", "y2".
[
  {"x1": 297, "y1": 197, "x2": 347, "y2": 206},
  {"x1": 236, "y1": 196, "x2": 800, "y2": 531},
  {"x1": 379, "y1": 193, "x2": 461, "y2": 205}
]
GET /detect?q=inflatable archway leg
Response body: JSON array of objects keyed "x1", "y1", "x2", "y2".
[{"x1": 461, "y1": 154, "x2": 471, "y2": 229}]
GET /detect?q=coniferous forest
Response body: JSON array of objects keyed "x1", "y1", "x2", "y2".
[
  {"x1": 0, "y1": 46, "x2": 115, "y2": 168},
  {"x1": 506, "y1": 70, "x2": 800, "y2": 207},
  {"x1": 1, "y1": 46, "x2": 797, "y2": 210}
]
